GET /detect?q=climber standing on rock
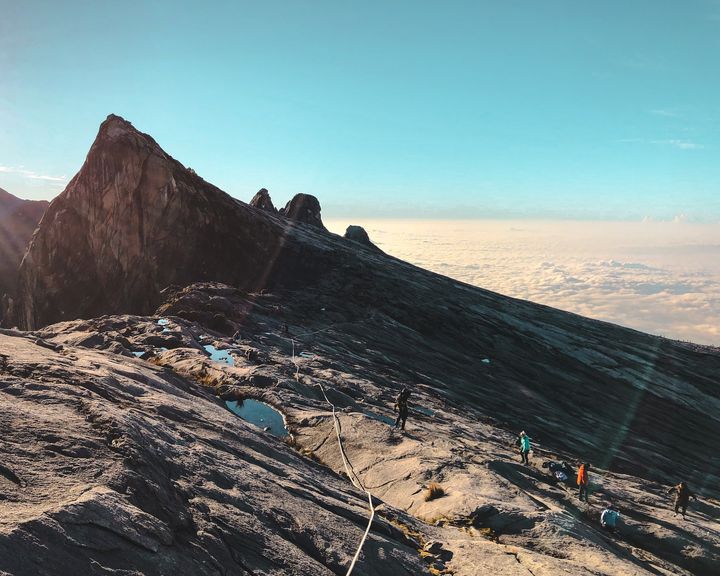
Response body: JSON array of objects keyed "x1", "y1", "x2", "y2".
[
  {"x1": 394, "y1": 387, "x2": 411, "y2": 430},
  {"x1": 667, "y1": 481, "x2": 697, "y2": 519},
  {"x1": 517, "y1": 431, "x2": 531, "y2": 465},
  {"x1": 577, "y1": 462, "x2": 590, "y2": 502}
]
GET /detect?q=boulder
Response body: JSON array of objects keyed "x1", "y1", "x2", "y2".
[
  {"x1": 281, "y1": 193, "x2": 327, "y2": 230},
  {"x1": 344, "y1": 225, "x2": 383, "y2": 253}
]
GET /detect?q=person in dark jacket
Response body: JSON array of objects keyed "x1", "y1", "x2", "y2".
[
  {"x1": 394, "y1": 388, "x2": 411, "y2": 430},
  {"x1": 667, "y1": 481, "x2": 697, "y2": 518}
]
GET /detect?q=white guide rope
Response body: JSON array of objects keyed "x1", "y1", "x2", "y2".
[{"x1": 288, "y1": 331, "x2": 376, "y2": 576}]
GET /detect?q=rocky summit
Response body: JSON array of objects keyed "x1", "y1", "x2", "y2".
[
  {"x1": 1, "y1": 116, "x2": 719, "y2": 576},
  {"x1": 12, "y1": 116, "x2": 344, "y2": 330}
]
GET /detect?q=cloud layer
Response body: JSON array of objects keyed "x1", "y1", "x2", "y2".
[
  {"x1": 327, "y1": 219, "x2": 720, "y2": 346},
  {"x1": 0, "y1": 165, "x2": 67, "y2": 185}
]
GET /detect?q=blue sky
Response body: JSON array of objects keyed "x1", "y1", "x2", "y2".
[{"x1": 1, "y1": 0, "x2": 720, "y2": 219}]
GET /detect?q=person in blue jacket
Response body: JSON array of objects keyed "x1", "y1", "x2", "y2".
[
  {"x1": 601, "y1": 504, "x2": 620, "y2": 533},
  {"x1": 517, "y1": 431, "x2": 531, "y2": 465}
]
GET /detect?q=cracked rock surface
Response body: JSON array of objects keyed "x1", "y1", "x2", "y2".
[{"x1": 3, "y1": 282, "x2": 716, "y2": 575}]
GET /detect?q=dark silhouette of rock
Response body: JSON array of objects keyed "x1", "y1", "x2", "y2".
[
  {"x1": 344, "y1": 225, "x2": 383, "y2": 252},
  {"x1": 281, "y1": 193, "x2": 327, "y2": 230},
  {"x1": 13, "y1": 115, "x2": 343, "y2": 330},
  {"x1": 0, "y1": 188, "x2": 48, "y2": 313},
  {"x1": 248, "y1": 188, "x2": 276, "y2": 212}
]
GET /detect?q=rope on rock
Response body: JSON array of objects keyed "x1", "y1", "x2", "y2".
[{"x1": 287, "y1": 331, "x2": 375, "y2": 576}]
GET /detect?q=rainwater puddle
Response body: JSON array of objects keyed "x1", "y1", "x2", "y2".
[
  {"x1": 204, "y1": 345, "x2": 235, "y2": 366},
  {"x1": 415, "y1": 406, "x2": 435, "y2": 416},
  {"x1": 226, "y1": 400, "x2": 288, "y2": 437},
  {"x1": 364, "y1": 411, "x2": 395, "y2": 426}
]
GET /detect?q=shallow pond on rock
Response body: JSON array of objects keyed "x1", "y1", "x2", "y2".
[
  {"x1": 414, "y1": 406, "x2": 435, "y2": 416},
  {"x1": 204, "y1": 345, "x2": 235, "y2": 366},
  {"x1": 364, "y1": 411, "x2": 396, "y2": 426},
  {"x1": 226, "y1": 400, "x2": 288, "y2": 437}
]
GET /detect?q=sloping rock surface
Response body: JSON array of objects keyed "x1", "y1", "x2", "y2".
[
  {"x1": 9, "y1": 284, "x2": 718, "y2": 575},
  {"x1": 0, "y1": 330, "x2": 427, "y2": 576}
]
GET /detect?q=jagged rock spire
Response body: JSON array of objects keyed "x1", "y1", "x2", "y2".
[{"x1": 249, "y1": 188, "x2": 276, "y2": 212}]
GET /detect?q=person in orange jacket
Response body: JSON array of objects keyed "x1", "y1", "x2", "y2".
[{"x1": 577, "y1": 462, "x2": 590, "y2": 501}]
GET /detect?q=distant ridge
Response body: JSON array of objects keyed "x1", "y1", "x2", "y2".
[{"x1": 0, "y1": 187, "x2": 48, "y2": 317}]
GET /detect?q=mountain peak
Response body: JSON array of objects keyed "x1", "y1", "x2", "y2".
[
  {"x1": 12, "y1": 117, "x2": 345, "y2": 329},
  {"x1": 89, "y1": 113, "x2": 164, "y2": 158}
]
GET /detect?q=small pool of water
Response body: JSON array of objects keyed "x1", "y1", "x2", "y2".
[
  {"x1": 226, "y1": 399, "x2": 288, "y2": 437},
  {"x1": 204, "y1": 345, "x2": 235, "y2": 366},
  {"x1": 365, "y1": 411, "x2": 396, "y2": 426},
  {"x1": 415, "y1": 406, "x2": 435, "y2": 416},
  {"x1": 157, "y1": 318, "x2": 170, "y2": 326},
  {"x1": 132, "y1": 351, "x2": 145, "y2": 357}
]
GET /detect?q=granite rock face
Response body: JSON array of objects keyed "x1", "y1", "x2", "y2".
[
  {"x1": 0, "y1": 188, "x2": 48, "y2": 313},
  {"x1": 14, "y1": 116, "x2": 341, "y2": 330}
]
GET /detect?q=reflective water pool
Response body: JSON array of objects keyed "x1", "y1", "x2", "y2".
[
  {"x1": 364, "y1": 411, "x2": 395, "y2": 426},
  {"x1": 226, "y1": 399, "x2": 288, "y2": 437},
  {"x1": 204, "y1": 345, "x2": 235, "y2": 366}
]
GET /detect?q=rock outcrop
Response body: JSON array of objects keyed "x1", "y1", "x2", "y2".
[
  {"x1": 280, "y1": 193, "x2": 327, "y2": 230},
  {"x1": 0, "y1": 188, "x2": 48, "y2": 310},
  {"x1": 14, "y1": 115, "x2": 343, "y2": 330},
  {"x1": 248, "y1": 188, "x2": 276, "y2": 212},
  {"x1": 344, "y1": 225, "x2": 382, "y2": 252}
]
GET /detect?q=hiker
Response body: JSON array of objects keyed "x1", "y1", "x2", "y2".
[
  {"x1": 517, "y1": 431, "x2": 531, "y2": 465},
  {"x1": 232, "y1": 329, "x2": 242, "y2": 342},
  {"x1": 282, "y1": 323, "x2": 290, "y2": 335},
  {"x1": 543, "y1": 460, "x2": 573, "y2": 483},
  {"x1": 667, "y1": 481, "x2": 697, "y2": 519},
  {"x1": 394, "y1": 387, "x2": 411, "y2": 430},
  {"x1": 577, "y1": 462, "x2": 590, "y2": 501},
  {"x1": 601, "y1": 504, "x2": 620, "y2": 533}
]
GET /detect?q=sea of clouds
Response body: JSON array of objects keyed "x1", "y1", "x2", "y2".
[{"x1": 326, "y1": 219, "x2": 720, "y2": 346}]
